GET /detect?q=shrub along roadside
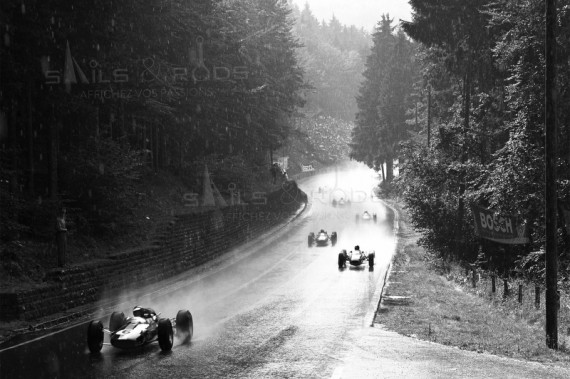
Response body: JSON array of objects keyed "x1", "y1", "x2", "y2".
[{"x1": 375, "y1": 200, "x2": 570, "y2": 367}]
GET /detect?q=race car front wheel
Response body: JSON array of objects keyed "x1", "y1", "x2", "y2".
[
  {"x1": 87, "y1": 320, "x2": 104, "y2": 353},
  {"x1": 158, "y1": 319, "x2": 174, "y2": 351},
  {"x1": 368, "y1": 253, "x2": 375, "y2": 268},
  {"x1": 176, "y1": 309, "x2": 194, "y2": 344},
  {"x1": 109, "y1": 311, "x2": 126, "y2": 332}
]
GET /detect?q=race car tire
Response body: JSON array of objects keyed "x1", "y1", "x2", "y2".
[
  {"x1": 368, "y1": 253, "x2": 375, "y2": 268},
  {"x1": 87, "y1": 320, "x2": 104, "y2": 354},
  {"x1": 331, "y1": 232, "x2": 337, "y2": 246},
  {"x1": 308, "y1": 233, "x2": 314, "y2": 247},
  {"x1": 176, "y1": 309, "x2": 194, "y2": 344},
  {"x1": 109, "y1": 311, "x2": 126, "y2": 332},
  {"x1": 158, "y1": 318, "x2": 174, "y2": 351},
  {"x1": 338, "y1": 251, "x2": 346, "y2": 269}
]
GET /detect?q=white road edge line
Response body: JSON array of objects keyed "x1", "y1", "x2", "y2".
[{"x1": 363, "y1": 198, "x2": 399, "y2": 327}]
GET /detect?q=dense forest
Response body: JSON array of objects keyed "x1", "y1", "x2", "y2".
[
  {"x1": 1, "y1": 0, "x2": 308, "y2": 240},
  {"x1": 283, "y1": 3, "x2": 370, "y2": 167},
  {"x1": 0, "y1": 0, "x2": 372, "y2": 246},
  {"x1": 350, "y1": 0, "x2": 570, "y2": 281},
  {"x1": 291, "y1": 3, "x2": 370, "y2": 121}
]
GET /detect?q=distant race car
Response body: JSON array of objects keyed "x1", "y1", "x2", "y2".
[
  {"x1": 332, "y1": 197, "x2": 350, "y2": 207},
  {"x1": 308, "y1": 229, "x2": 338, "y2": 247},
  {"x1": 87, "y1": 306, "x2": 193, "y2": 353},
  {"x1": 338, "y1": 246, "x2": 375, "y2": 269},
  {"x1": 355, "y1": 211, "x2": 377, "y2": 223}
]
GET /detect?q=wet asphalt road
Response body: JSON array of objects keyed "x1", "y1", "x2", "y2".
[{"x1": 0, "y1": 164, "x2": 395, "y2": 378}]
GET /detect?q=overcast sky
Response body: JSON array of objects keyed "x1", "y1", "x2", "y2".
[{"x1": 291, "y1": 0, "x2": 412, "y2": 32}]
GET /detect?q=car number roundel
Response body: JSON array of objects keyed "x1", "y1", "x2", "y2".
[{"x1": 117, "y1": 324, "x2": 148, "y2": 339}]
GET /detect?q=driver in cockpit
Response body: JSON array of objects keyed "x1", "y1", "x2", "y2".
[{"x1": 133, "y1": 306, "x2": 157, "y2": 320}]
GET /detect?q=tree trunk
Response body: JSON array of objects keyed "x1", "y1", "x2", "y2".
[
  {"x1": 457, "y1": 70, "x2": 471, "y2": 247},
  {"x1": 8, "y1": 102, "x2": 18, "y2": 194},
  {"x1": 386, "y1": 156, "x2": 394, "y2": 182},
  {"x1": 154, "y1": 123, "x2": 159, "y2": 170},
  {"x1": 27, "y1": 79, "x2": 34, "y2": 196},
  {"x1": 545, "y1": 0, "x2": 559, "y2": 349},
  {"x1": 49, "y1": 116, "x2": 58, "y2": 201},
  {"x1": 427, "y1": 86, "x2": 431, "y2": 148}
]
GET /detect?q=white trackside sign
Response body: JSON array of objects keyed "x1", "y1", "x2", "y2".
[{"x1": 471, "y1": 205, "x2": 529, "y2": 245}]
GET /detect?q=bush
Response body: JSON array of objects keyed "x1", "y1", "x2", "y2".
[{"x1": 59, "y1": 136, "x2": 144, "y2": 236}]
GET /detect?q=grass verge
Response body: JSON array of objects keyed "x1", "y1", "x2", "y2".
[{"x1": 375, "y1": 199, "x2": 570, "y2": 367}]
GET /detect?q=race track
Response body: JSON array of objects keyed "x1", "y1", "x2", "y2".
[{"x1": 0, "y1": 164, "x2": 396, "y2": 378}]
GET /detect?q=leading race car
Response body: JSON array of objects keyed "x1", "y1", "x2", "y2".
[
  {"x1": 87, "y1": 306, "x2": 193, "y2": 353},
  {"x1": 338, "y1": 246, "x2": 375, "y2": 269},
  {"x1": 308, "y1": 229, "x2": 337, "y2": 247},
  {"x1": 355, "y1": 211, "x2": 377, "y2": 223}
]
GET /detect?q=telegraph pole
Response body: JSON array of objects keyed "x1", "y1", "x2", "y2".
[{"x1": 545, "y1": 0, "x2": 558, "y2": 349}]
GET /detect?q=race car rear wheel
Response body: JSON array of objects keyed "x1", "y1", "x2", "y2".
[
  {"x1": 158, "y1": 319, "x2": 174, "y2": 351},
  {"x1": 338, "y1": 251, "x2": 346, "y2": 269},
  {"x1": 109, "y1": 311, "x2": 126, "y2": 332},
  {"x1": 87, "y1": 320, "x2": 104, "y2": 354},
  {"x1": 331, "y1": 232, "x2": 337, "y2": 246},
  {"x1": 176, "y1": 309, "x2": 194, "y2": 344},
  {"x1": 368, "y1": 253, "x2": 375, "y2": 268}
]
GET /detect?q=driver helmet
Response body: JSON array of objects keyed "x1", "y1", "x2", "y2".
[
  {"x1": 133, "y1": 306, "x2": 144, "y2": 317},
  {"x1": 133, "y1": 306, "x2": 155, "y2": 318},
  {"x1": 354, "y1": 245, "x2": 360, "y2": 251}
]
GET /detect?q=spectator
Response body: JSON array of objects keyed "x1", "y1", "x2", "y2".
[
  {"x1": 270, "y1": 163, "x2": 278, "y2": 184},
  {"x1": 55, "y1": 208, "x2": 68, "y2": 267}
]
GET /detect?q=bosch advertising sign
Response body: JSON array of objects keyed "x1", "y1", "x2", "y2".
[{"x1": 471, "y1": 205, "x2": 529, "y2": 245}]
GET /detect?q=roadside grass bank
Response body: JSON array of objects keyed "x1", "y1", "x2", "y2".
[{"x1": 375, "y1": 199, "x2": 570, "y2": 368}]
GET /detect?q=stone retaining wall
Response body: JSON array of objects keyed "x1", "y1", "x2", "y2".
[{"x1": 0, "y1": 182, "x2": 307, "y2": 321}]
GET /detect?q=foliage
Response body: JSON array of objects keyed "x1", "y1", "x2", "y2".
[
  {"x1": 58, "y1": 136, "x2": 144, "y2": 235},
  {"x1": 290, "y1": 2, "x2": 370, "y2": 121},
  {"x1": 1, "y1": 0, "x2": 306, "y2": 236},
  {"x1": 350, "y1": 15, "x2": 419, "y2": 181},
  {"x1": 397, "y1": 0, "x2": 570, "y2": 280}
]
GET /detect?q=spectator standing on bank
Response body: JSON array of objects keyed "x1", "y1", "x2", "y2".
[
  {"x1": 271, "y1": 163, "x2": 278, "y2": 184},
  {"x1": 55, "y1": 208, "x2": 68, "y2": 267}
]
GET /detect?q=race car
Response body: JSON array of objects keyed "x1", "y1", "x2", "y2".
[
  {"x1": 87, "y1": 305, "x2": 193, "y2": 353},
  {"x1": 355, "y1": 211, "x2": 377, "y2": 223},
  {"x1": 338, "y1": 246, "x2": 375, "y2": 269},
  {"x1": 332, "y1": 197, "x2": 350, "y2": 207},
  {"x1": 308, "y1": 229, "x2": 338, "y2": 247}
]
